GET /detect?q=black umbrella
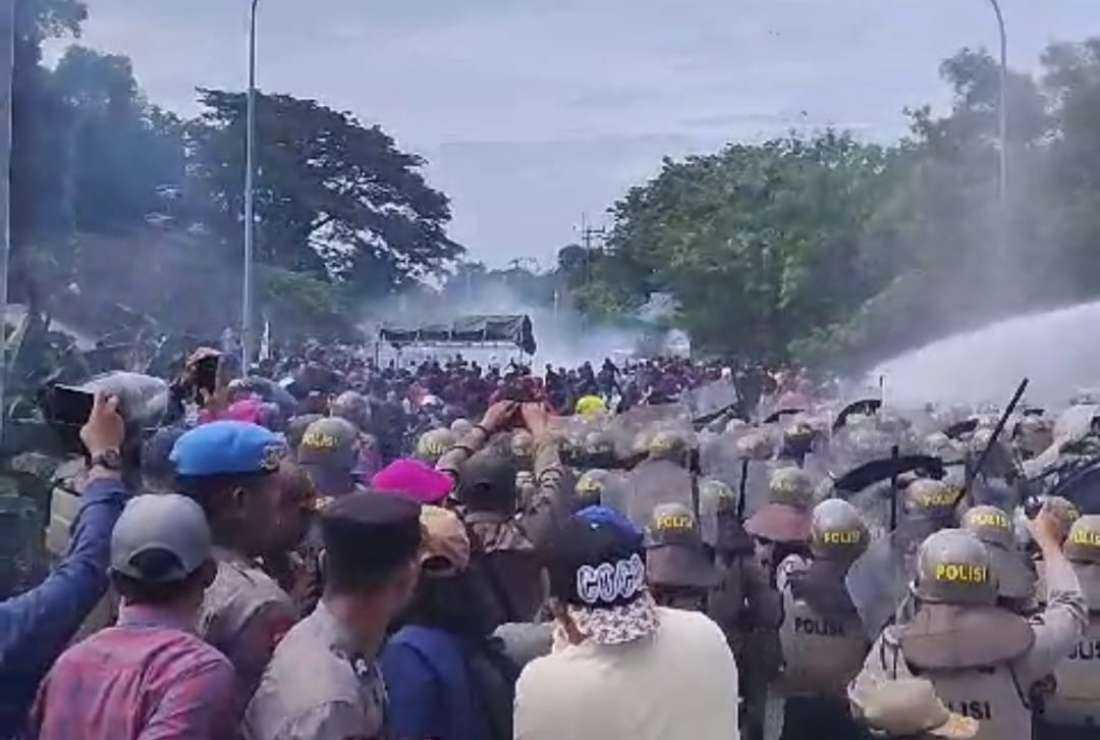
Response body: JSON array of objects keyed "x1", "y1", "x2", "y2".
[
  {"x1": 945, "y1": 418, "x2": 980, "y2": 440},
  {"x1": 833, "y1": 398, "x2": 882, "y2": 432},
  {"x1": 763, "y1": 408, "x2": 804, "y2": 424},
  {"x1": 833, "y1": 455, "x2": 946, "y2": 495}
]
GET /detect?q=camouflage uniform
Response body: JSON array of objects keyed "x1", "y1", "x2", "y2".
[{"x1": 437, "y1": 427, "x2": 570, "y2": 623}]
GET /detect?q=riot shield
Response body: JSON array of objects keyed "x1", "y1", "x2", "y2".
[
  {"x1": 1054, "y1": 404, "x2": 1100, "y2": 443},
  {"x1": 684, "y1": 380, "x2": 739, "y2": 423},
  {"x1": 845, "y1": 531, "x2": 908, "y2": 639},
  {"x1": 597, "y1": 470, "x2": 632, "y2": 517},
  {"x1": 845, "y1": 517, "x2": 943, "y2": 638},
  {"x1": 625, "y1": 457, "x2": 694, "y2": 528},
  {"x1": 605, "y1": 402, "x2": 692, "y2": 463},
  {"x1": 1047, "y1": 462, "x2": 1100, "y2": 515},
  {"x1": 741, "y1": 459, "x2": 781, "y2": 518},
  {"x1": 699, "y1": 431, "x2": 748, "y2": 491}
]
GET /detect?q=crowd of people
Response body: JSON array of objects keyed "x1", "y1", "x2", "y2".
[{"x1": 2, "y1": 342, "x2": 1100, "y2": 740}]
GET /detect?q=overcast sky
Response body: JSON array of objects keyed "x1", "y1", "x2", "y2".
[{"x1": 64, "y1": 0, "x2": 1100, "y2": 267}]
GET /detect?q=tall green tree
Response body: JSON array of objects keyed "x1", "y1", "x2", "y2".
[
  {"x1": 11, "y1": 0, "x2": 88, "y2": 299},
  {"x1": 53, "y1": 46, "x2": 185, "y2": 233},
  {"x1": 599, "y1": 132, "x2": 896, "y2": 359},
  {"x1": 186, "y1": 89, "x2": 463, "y2": 293}
]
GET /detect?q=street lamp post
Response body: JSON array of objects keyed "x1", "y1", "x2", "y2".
[
  {"x1": 987, "y1": 0, "x2": 1007, "y2": 208},
  {"x1": 0, "y1": 0, "x2": 13, "y2": 445},
  {"x1": 242, "y1": 0, "x2": 259, "y2": 373}
]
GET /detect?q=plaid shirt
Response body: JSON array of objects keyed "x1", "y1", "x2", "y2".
[{"x1": 29, "y1": 603, "x2": 237, "y2": 740}]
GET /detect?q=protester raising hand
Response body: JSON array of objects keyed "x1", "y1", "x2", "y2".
[
  {"x1": 479, "y1": 400, "x2": 519, "y2": 435},
  {"x1": 520, "y1": 402, "x2": 551, "y2": 439},
  {"x1": 0, "y1": 395, "x2": 130, "y2": 736},
  {"x1": 81, "y1": 392, "x2": 125, "y2": 466}
]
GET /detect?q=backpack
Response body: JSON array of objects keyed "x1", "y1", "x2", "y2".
[{"x1": 464, "y1": 635, "x2": 521, "y2": 740}]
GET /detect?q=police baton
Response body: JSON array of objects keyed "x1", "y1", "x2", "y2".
[{"x1": 962, "y1": 377, "x2": 1029, "y2": 505}]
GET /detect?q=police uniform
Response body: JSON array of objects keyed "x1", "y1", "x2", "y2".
[
  {"x1": 698, "y1": 479, "x2": 754, "y2": 653},
  {"x1": 244, "y1": 491, "x2": 422, "y2": 740},
  {"x1": 1038, "y1": 515, "x2": 1100, "y2": 737},
  {"x1": 962, "y1": 505, "x2": 1036, "y2": 614},
  {"x1": 768, "y1": 499, "x2": 871, "y2": 740},
  {"x1": 199, "y1": 546, "x2": 297, "y2": 702},
  {"x1": 851, "y1": 528, "x2": 1086, "y2": 740},
  {"x1": 742, "y1": 467, "x2": 815, "y2": 740},
  {"x1": 170, "y1": 421, "x2": 299, "y2": 705},
  {"x1": 243, "y1": 601, "x2": 389, "y2": 740},
  {"x1": 645, "y1": 502, "x2": 720, "y2": 611}
]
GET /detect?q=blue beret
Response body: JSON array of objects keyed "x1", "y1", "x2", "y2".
[{"x1": 170, "y1": 421, "x2": 286, "y2": 477}]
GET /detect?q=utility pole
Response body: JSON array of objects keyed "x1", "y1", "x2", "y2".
[
  {"x1": 578, "y1": 213, "x2": 606, "y2": 289},
  {"x1": 0, "y1": 0, "x2": 13, "y2": 444},
  {"x1": 242, "y1": 0, "x2": 260, "y2": 373}
]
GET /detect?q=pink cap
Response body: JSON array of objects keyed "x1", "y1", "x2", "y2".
[
  {"x1": 225, "y1": 398, "x2": 266, "y2": 425},
  {"x1": 372, "y1": 459, "x2": 454, "y2": 505},
  {"x1": 197, "y1": 397, "x2": 265, "y2": 426}
]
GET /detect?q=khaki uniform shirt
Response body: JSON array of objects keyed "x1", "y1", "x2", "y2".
[
  {"x1": 199, "y1": 547, "x2": 297, "y2": 705},
  {"x1": 243, "y1": 601, "x2": 389, "y2": 740},
  {"x1": 850, "y1": 556, "x2": 1086, "y2": 740}
]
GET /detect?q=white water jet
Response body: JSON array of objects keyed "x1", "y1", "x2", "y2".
[{"x1": 867, "y1": 301, "x2": 1100, "y2": 407}]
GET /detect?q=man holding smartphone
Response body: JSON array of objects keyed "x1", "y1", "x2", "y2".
[{"x1": 0, "y1": 393, "x2": 130, "y2": 737}]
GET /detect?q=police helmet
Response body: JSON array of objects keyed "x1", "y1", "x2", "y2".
[
  {"x1": 768, "y1": 466, "x2": 815, "y2": 509},
  {"x1": 416, "y1": 428, "x2": 456, "y2": 464},
  {"x1": 810, "y1": 499, "x2": 868, "y2": 561},
  {"x1": 914, "y1": 529, "x2": 997, "y2": 605}
]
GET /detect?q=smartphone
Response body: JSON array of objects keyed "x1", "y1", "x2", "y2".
[
  {"x1": 42, "y1": 385, "x2": 95, "y2": 427},
  {"x1": 39, "y1": 384, "x2": 95, "y2": 452}
]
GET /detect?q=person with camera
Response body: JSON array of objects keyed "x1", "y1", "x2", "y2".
[
  {"x1": 436, "y1": 401, "x2": 574, "y2": 625},
  {"x1": 0, "y1": 393, "x2": 130, "y2": 737}
]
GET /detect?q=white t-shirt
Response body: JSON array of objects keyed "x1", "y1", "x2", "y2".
[{"x1": 514, "y1": 606, "x2": 739, "y2": 740}]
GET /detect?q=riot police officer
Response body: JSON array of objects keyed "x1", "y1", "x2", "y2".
[
  {"x1": 851, "y1": 504, "x2": 1086, "y2": 740},
  {"x1": 741, "y1": 466, "x2": 815, "y2": 740},
  {"x1": 645, "y1": 502, "x2": 721, "y2": 611},
  {"x1": 769, "y1": 499, "x2": 871, "y2": 740},
  {"x1": 647, "y1": 429, "x2": 691, "y2": 467},
  {"x1": 962, "y1": 505, "x2": 1036, "y2": 614},
  {"x1": 1038, "y1": 514, "x2": 1100, "y2": 737}
]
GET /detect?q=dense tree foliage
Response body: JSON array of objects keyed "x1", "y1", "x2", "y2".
[
  {"x1": 582, "y1": 42, "x2": 1100, "y2": 371},
  {"x1": 186, "y1": 89, "x2": 461, "y2": 290},
  {"x1": 10, "y1": 1, "x2": 460, "y2": 341}
]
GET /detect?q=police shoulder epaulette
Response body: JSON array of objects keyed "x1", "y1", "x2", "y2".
[{"x1": 882, "y1": 624, "x2": 904, "y2": 647}]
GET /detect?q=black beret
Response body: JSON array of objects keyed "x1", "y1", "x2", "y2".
[{"x1": 322, "y1": 492, "x2": 422, "y2": 574}]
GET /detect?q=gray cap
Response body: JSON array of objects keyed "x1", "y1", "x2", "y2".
[{"x1": 110, "y1": 494, "x2": 212, "y2": 583}]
